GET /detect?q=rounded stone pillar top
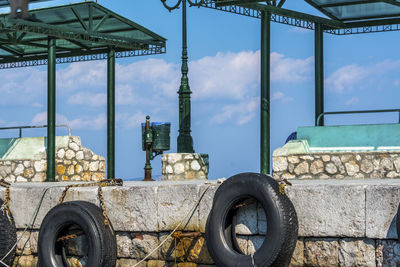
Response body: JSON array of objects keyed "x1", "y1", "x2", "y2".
[{"x1": 161, "y1": 153, "x2": 209, "y2": 181}]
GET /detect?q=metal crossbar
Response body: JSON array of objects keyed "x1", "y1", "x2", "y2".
[
  {"x1": 0, "y1": 124, "x2": 71, "y2": 138},
  {"x1": 316, "y1": 109, "x2": 400, "y2": 126}
]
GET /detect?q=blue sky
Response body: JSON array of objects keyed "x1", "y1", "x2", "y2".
[{"x1": 0, "y1": 1, "x2": 400, "y2": 179}]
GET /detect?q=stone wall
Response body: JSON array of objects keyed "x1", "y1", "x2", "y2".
[
  {"x1": 273, "y1": 152, "x2": 400, "y2": 180},
  {"x1": 2, "y1": 179, "x2": 400, "y2": 266},
  {"x1": 161, "y1": 153, "x2": 208, "y2": 181},
  {"x1": 0, "y1": 136, "x2": 105, "y2": 183}
]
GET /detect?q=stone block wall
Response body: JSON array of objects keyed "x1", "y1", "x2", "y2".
[
  {"x1": 0, "y1": 136, "x2": 105, "y2": 183},
  {"x1": 161, "y1": 153, "x2": 208, "y2": 181},
  {"x1": 2, "y1": 179, "x2": 400, "y2": 266},
  {"x1": 273, "y1": 152, "x2": 400, "y2": 180}
]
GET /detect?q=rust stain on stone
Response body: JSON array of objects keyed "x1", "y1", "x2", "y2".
[{"x1": 57, "y1": 165, "x2": 66, "y2": 175}]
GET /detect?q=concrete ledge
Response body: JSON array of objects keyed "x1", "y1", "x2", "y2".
[{"x1": 1, "y1": 179, "x2": 400, "y2": 239}]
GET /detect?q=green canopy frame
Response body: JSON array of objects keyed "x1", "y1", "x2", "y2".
[
  {"x1": 192, "y1": 0, "x2": 400, "y2": 174},
  {"x1": 0, "y1": 1, "x2": 166, "y2": 181}
]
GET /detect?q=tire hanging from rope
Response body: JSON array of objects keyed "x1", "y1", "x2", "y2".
[{"x1": 205, "y1": 172, "x2": 298, "y2": 267}]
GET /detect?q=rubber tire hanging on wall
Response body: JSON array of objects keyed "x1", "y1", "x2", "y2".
[
  {"x1": 38, "y1": 201, "x2": 116, "y2": 267},
  {"x1": 205, "y1": 173, "x2": 298, "y2": 267},
  {"x1": 0, "y1": 198, "x2": 17, "y2": 267}
]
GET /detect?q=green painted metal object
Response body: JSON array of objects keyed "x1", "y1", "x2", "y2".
[
  {"x1": 47, "y1": 36, "x2": 56, "y2": 182},
  {"x1": 141, "y1": 116, "x2": 171, "y2": 181},
  {"x1": 107, "y1": 47, "x2": 115, "y2": 180},
  {"x1": 141, "y1": 121, "x2": 171, "y2": 152},
  {"x1": 161, "y1": 0, "x2": 194, "y2": 153},
  {"x1": 298, "y1": 124, "x2": 400, "y2": 149},
  {"x1": 315, "y1": 23, "x2": 324, "y2": 126},
  {"x1": 194, "y1": 0, "x2": 400, "y2": 35},
  {"x1": 305, "y1": 0, "x2": 400, "y2": 22},
  {"x1": 152, "y1": 123, "x2": 171, "y2": 151},
  {"x1": 317, "y1": 109, "x2": 400, "y2": 127},
  {"x1": 177, "y1": 0, "x2": 194, "y2": 153},
  {"x1": 260, "y1": 11, "x2": 270, "y2": 175},
  {"x1": 0, "y1": 1, "x2": 166, "y2": 68}
]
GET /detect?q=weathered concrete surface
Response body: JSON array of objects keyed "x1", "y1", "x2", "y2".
[
  {"x1": 2, "y1": 179, "x2": 400, "y2": 238},
  {"x1": 286, "y1": 182, "x2": 366, "y2": 237},
  {"x1": 3, "y1": 179, "x2": 400, "y2": 266},
  {"x1": 366, "y1": 185, "x2": 400, "y2": 239}
]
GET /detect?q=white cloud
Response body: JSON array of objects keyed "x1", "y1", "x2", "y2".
[
  {"x1": 271, "y1": 92, "x2": 294, "y2": 103},
  {"x1": 270, "y1": 52, "x2": 313, "y2": 83},
  {"x1": 345, "y1": 97, "x2": 359, "y2": 106},
  {"x1": 117, "y1": 112, "x2": 147, "y2": 129},
  {"x1": 31, "y1": 112, "x2": 69, "y2": 125},
  {"x1": 32, "y1": 102, "x2": 44, "y2": 108},
  {"x1": 189, "y1": 51, "x2": 312, "y2": 100},
  {"x1": 211, "y1": 97, "x2": 259, "y2": 126},
  {"x1": 0, "y1": 68, "x2": 46, "y2": 105},
  {"x1": 57, "y1": 61, "x2": 106, "y2": 92},
  {"x1": 68, "y1": 92, "x2": 107, "y2": 107},
  {"x1": 68, "y1": 114, "x2": 107, "y2": 130},
  {"x1": 0, "y1": 50, "x2": 312, "y2": 129},
  {"x1": 326, "y1": 60, "x2": 400, "y2": 93},
  {"x1": 116, "y1": 84, "x2": 136, "y2": 105},
  {"x1": 116, "y1": 58, "x2": 179, "y2": 99},
  {"x1": 326, "y1": 64, "x2": 368, "y2": 93},
  {"x1": 190, "y1": 51, "x2": 260, "y2": 99},
  {"x1": 31, "y1": 112, "x2": 106, "y2": 130}
]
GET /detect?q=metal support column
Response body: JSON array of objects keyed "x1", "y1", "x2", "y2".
[
  {"x1": 177, "y1": 0, "x2": 194, "y2": 153},
  {"x1": 260, "y1": 11, "x2": 271, "y2": 175},
  {"x1": 315, "y1": 23, "x2": 324, "y2": 126},
  {"x1": 47, "y1": 37, "x2": 56, "y2": 182},
  {"x1": 107, "y1": 47, "x2": 115, "y2": 179}
]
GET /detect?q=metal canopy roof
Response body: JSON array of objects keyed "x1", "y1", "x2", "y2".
[
  {"x1": 0, "y1": 1, "x2": 166, "y2": 68},
  {"x1": 305, "y1": 0, "x2": 400, "y2": 21},
  {"x1": 195, "y1": 0, "x2": 400, "y2": 35}
]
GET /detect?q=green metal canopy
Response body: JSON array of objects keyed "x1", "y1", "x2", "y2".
[
  {"x1": 0, "y1": 1, "x2": 166, "y2": 68},
  {"x1": 0, "y1": 1, "x2": 167, "y2": 181},
  {"x1": 305, "y1": 0, "x2": 400, "y2": 21}
]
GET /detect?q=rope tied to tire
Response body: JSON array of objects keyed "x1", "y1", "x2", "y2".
[
  {"x1": 205, "y1": 173, "x2": 298, "y2": 267},
  {"x1": 0, "y1": 179, "x2": 123, "y2": 267}
]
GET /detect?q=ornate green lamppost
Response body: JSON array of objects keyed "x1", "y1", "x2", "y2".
[{"x1": 161, "y1": 0, "x2": 199, "y2": 153}]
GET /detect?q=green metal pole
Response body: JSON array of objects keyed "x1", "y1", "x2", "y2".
[
  {"x1": 315, "y1": 23, "x2": 324, "y2": 126},
  {"x1": 107, "y1": 47, "x2": 115, "y2": 179},
  {"x1": 260, "y1": 11, "x2": 270, "y2": 175},
  {"x1": 177, "y1": 0, "x2": 194, "y2": 153},
  {"x1": 47, "y1": 37, "x2": 56, "y2": 182}
]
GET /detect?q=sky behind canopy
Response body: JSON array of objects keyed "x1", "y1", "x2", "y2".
[{"x1": 0, "y1": 1, "x2": 399, "y2": 179}]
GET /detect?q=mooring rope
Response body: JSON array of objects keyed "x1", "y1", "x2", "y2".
[
  {"x1": 133, "y1": 183, "x2": 213, "y2": 267},
  {"x1": 1, "y1": 179, "x2": 222, "y2": 266},
  {"x1": 0, "y1": 180, "x2": 123, "y2": 265}
]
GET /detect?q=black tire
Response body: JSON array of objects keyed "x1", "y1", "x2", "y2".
[
  {"x1": 0, "y1": 199, "x2": 16, "y2": 266},
  {"x1": 205, "y1": 173, "x2": 298, "y2": 267},
  {"x1": 38, "y1": 201, "x2": 116, "y2": 267}
]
